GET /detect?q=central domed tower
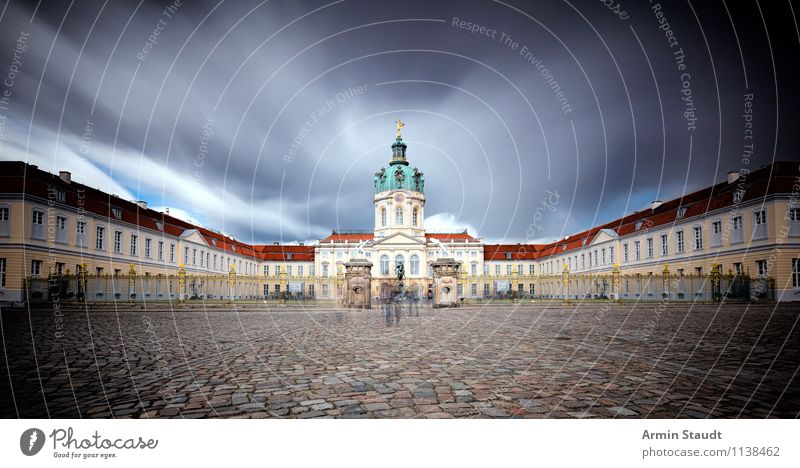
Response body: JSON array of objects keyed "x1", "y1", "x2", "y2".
[{"x1": 373, "y1": 122, "x2": 425, "y2": 238}]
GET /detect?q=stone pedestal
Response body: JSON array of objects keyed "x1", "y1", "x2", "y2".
[
  {"x1": 431, "y1": 258, "x2": 460, "y2": 308},
  {"x1": 344, "y1": 259, "x2": 373, "y2": 309}
]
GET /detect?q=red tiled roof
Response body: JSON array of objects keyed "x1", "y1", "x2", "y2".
[
  {"x1": 426, "y1": 232, "x2": 477, "y2": 242},
  {"x1": 483, "y1": 244, "x2": 543, "y2": 260},
  {"x1": 320, "y1": 232, "x2": 374, "y2": 243}
]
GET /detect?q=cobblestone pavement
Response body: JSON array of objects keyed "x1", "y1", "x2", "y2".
[{"x1": 1, "y1": 303, "x2": 798, "y2": 418}]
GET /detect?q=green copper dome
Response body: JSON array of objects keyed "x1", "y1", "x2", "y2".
[{"x1": 374, "y1": 136, "x2": 424, "y2": 193}]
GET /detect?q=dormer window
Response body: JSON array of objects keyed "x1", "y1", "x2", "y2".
[
  {"x1": 582, "y1": 237, "x2": 587, "y2": 246},
  {"x1": 111, "y1": 207, "x2": 122, "y2": 219},
  {"x1": 155, "y1": 221, "x2": 163, "y2": 231},
  {"x1": 635, "y1": 221, "x2": 643, "y2": 230},
  {"x1": 562, "y1": 244, "x2": 567, "y2": 251},
  {"x1": 677, "y1": 206, "x2": 688, "y2": 219},
  {"x1": 505, "y1": 252, "x2": 512, "y2": 260},
  {"x1": 231, "y1": 245, "x2": 236, "y2": 252}
]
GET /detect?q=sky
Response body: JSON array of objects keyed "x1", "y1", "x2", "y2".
[{"x1": 1, "y1": 0, "x2": 798, "y2": 245}]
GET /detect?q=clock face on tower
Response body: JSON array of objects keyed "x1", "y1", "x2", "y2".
[{"x1": 394, "y1": 193, "x2": 405, "y2": 203}]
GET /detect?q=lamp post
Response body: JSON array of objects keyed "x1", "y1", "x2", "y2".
[
  {"x1": 178, "y1": 263, "x2": 186, "y2": 301},
  {"x1": 228, "y1": 263, "x2": 236, "y2": 302},
  {"x1": 280, "y1": 262, "x2": 288, "y2": 303},
  {"x1": 128, "y1": 263, "x2": 135, "y2": 302},
  {"x1": 561, "y1": 263, "x2": 569, "y2": 302},
  {"x1": 511, "y1": 262, "x2": 518, "y2": 301}
]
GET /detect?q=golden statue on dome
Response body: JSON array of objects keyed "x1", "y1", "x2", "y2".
[{"x1": 395, "y1": 119, "x2": 404, "y2": 138}]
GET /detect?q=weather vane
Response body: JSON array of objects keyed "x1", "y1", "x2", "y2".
[{"x1": 395, "y1": 119, "x2": 404, "y2": 138}]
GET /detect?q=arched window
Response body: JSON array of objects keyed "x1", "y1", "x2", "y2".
[
  {"x1": 410, "y1": 254, "x2": 420, "y2": 275},
  {"x1": 395, "y1": 207, "x2": 403, "y2": 225},
  {"x1": 380, "y1": 255, "x2": 389, "y2": 275},
  {"x1": 395, "y1": 254, "x2": 404, "y2": 273},
  {"x1": 412, "y1": 207, "x2": 418, "y2": 226},
  {"x1": 381, "y1": 208, "x2": 387, "y2": 227}
]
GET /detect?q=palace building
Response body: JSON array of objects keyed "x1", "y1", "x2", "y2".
[{"x1": 1, "y1": 128, "x2": 799, "y2": 304}]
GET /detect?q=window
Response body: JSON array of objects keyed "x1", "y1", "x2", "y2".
[
  {"x1": 495, "y1": 265, "x2": 501, "y2": 276},
  {"x1": 582, "y1": 253, "x2": 586, "y2": 269},
  {"x1": 506, "y1": 264, "x2": 512, "y2": 275},
  {"x1": 192, "y1": 249, "x2": 197, "y2": 265},
  {"x1": 76, "y1": 221, "x2": 87, "y2": 247},
  {"x1": 298, "y1": 266, "x2": 304, "y2": 276},
  {"x1": 381, "y1": 208, "x2": 387, "y2": 227},
  {"x1": 395, "y1": 255, "x2": 404, "y2": 274},
  {"x1": 50, "y1": 215, "x2": 66, "y2": 243},
  {"x1": 322, "y1": 263, "x2": 329, "y2": 277},
  {"x1": 158, "y1": 241, "x2": 164, "y2": 260},
  {"x1": 287, "y1": 265, "x2": 293, "y2": 276},
  {"x1": 96, "y1": 226, "x2": 105, "y2": 250},
  {"x1": 410, "y1": 254, "x2": 420, "y2": 275},
  {"x1": 130, "y1": 235, "x2": 138, "y2": 256},
  {"x1": 114, "y1": 231, "x2": 122, "y2": 253},
  {"x1": 145, "y1": 238, "x2": 152, "y2": 258},
  {"x1": 753, "y1": 210, "x2": 767, "y2": 240},
  {"x1": 170, "y1": 244, "x2": 175, "y2": 262},
  {"x1": 693, "y1": 226, "x2": 703, "y2": 250},
  {"x1": 412, "y1": 208, "x2": 418, "y2": 226},
  {"x1": 734, "y1": 262, "x2": 743, "y2": 275},
  {"x1": 308, "y1": 284, "x2": 315, "y2": 296},
  {"x1": 676, "y1": 230, "x2": 685, "y2": 253},
  {"x1": 310, "y1": 265, "x2": 315, "y2": 276},
  {"x1": 483, "y1": 265, "x2": 489, "y2": 276},
  {"x1": 793, "y1": 259, "x2": 800, "y2": 288},
  {"x1": 471, "y1": 283, "x2": 477, "y2": 296},
  {"x1": 0, "y1": 258, "x2": 5, "y2": 286},
  {"x1": 31, "y1": 210, "x2": 45, "y2": 239},
  {"x1": 634, "y1": 241, "x2": 641, "y2": 260},
  {"x1": 757, "y1": 260, "x2": 767, "y2": 277},
  {"x1": 184, "y1": 247, "x2": 189, "y2": 263},
  {"x1": 0, "y1": 207, "x2": 9, "y2": 236},
  {"x1": 529, "y1": 264, "x2": 535, "y2": 275},
  {"x1": 601, "y1": 248, "x2": 607, "y2": 265},
  {"x1": 731, "y1": 215, "x2": 743, "y2": 243},
  {"x1": 660, "y1": 234, "x2": 668, "y2": 256},
  {"x1": 594, "y1": 250, "x2": 598, "y2": 267},
  {"x1": 322, "y1": 283, "x2": 329, "y2": 297},
  {"x1": 31, "y1": 259, "x2": 42, "y2": 277},
  {"x1": 483, "y1": 283, "x2": 490, "y2": 297},
  {"x1": 395, "y1": 207, "x2": 403, "y2": 225},
  {"x1": 789, "y1": 208, "x2": 800, "y2": 237},
  {"x1": 380, "y1": 255, "x2": 389, "y2": 275},
  {"x1": 711, "y1": 220, "x2": 722, "y2": 247},
  {"x1": 529, "y1": 283, "x2": 535, "y2": 295},
  {"x1": 609, "y1": 247, "x2": 614, "y2": 264}
]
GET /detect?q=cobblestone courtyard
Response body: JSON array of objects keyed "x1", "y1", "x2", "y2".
[{"x1": 1, "y1": 303, "x2": 798, "y2": 418}]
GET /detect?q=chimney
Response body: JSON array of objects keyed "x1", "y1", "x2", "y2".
[
  {"x1": 727, "y1": 171, "x2": 740, "y2": 184},
  {"x1": 59, "y1": 171, "x2": 71, "y2": 184},
  {"x1": 136, "y1": 200, "x2": 148, "y2": 210},
  {"x1": 165, "y1": 207, "x2": 170, "y2": 215},
  {"x1": 650, "y1": 200, "x2": 662, "y2": 210}
]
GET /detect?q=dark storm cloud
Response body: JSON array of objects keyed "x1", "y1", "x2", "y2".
[{"x1": 1, "y1": 0, "x2": 797, "y2": 243}]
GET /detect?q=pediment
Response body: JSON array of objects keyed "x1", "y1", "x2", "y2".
[
  {"x1": 371, "y1": 232, "x2": 425, "y2": 246},
  {"x1": 589, "y1": 228, "x2": 618, "y2": 245},
  {"x1": 179, "y1": 229, "x2": 209, "y2": 246}
]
